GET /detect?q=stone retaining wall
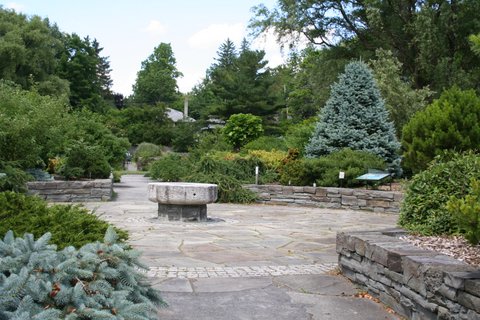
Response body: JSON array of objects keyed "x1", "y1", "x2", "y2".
[
  {"x1": 336, "y1": 229, "x2": 480, "y2": 319},
  {"x1": 244, "y1": 184, "x2": 403, "y2": 213},
  {"x1": 27, "y1": 179, "x2": 113, "y2": 202}
]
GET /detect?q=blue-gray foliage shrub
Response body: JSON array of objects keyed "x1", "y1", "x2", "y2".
[
  {"x1": 0, "y1": 228, "x2": 164, "y2": 319},
  {"x1": 305, "y1": 61, "x2": 400, "y2": 172}
]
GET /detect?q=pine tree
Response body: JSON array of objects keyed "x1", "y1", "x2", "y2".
[
  {"x1": 0, "y1": 227, "x2": 164, "y2": 319},
  {"x1": 305, "y1": 61, "x2": 400, "y2": 171}
]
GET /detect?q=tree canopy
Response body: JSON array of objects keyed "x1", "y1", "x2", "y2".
[{"x1": 132, "y1": 43, "x2": 182, "y2": 105}]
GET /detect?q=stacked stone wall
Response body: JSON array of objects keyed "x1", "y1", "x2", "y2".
[
  {"x1": 336, "y1": 230, "x2": 480, "y2": 319},
  {"x1": 244, "y1": 185, "x2": 402, "y2": 213},
  {"x1": 27, "y1": 179, "x2": 112, "y2": 202}
]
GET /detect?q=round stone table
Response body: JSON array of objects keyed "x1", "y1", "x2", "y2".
[{"x1": 148, "y1": 182, "x2": 218, "y2": 221}]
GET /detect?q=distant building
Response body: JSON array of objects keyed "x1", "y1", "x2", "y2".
[{"x1": 166, "y1": 108, "x2": 195, "y2": 123}]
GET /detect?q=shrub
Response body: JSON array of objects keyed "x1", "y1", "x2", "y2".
[
  {"x1": 58, "y1": 141, "x2": 111, "y2": 180},
  {"x1": 402, "y1": 87, "x2": 480, "y2": 173},
  {"x1": 149, "y1": 153, "x2": 192, "y2": 182},
  {"x1": 242, "y1": 136, "x2": 287, "y2": 152},
  {"x1": 446, "y1": 179, "x2": 480, "y2": 245},
  {"x1": 313, "y1": 149, "x2": 386, "y2": 187},
  {"x1": 171, "y1": 122, "x2": 199, "y2": 152},
  {"x1": 0, "y1": 192, "x2": 128, "y2": 249},
  {"x1": 0, "y1": 228, "x2": 163, "y2": 319},
  {"x1": 284, "y1": 118, "x2": 316, "y2": 155},
  {"x1": 223, "y1": 113, "x2": 264, "y2": 150},
  {"x1": 133, "y1": 142, "x2": 162, "y2": 171},
  {"x1": 279, "y1": 148, "x2": 385, "y2": 187},
  {"x1": 190, "y1": 131, "x2": 230, "y2": 159},
  {"x1": 186, "y1": 172, "x2": 257, "y2": 203},
  {"x1": 0, "y1": 164, "x2": 33, "y2": 193},
  {"x1": 399, "y1": 152, "x2": 480, "y2": 235}
]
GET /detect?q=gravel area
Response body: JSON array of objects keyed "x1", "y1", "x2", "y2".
[{"x1": 401, "y1": 235, "x2": 480, "y2": 266}]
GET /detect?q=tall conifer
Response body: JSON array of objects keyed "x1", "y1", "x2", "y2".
[{"x1": 305, "y1": 61, "x2": 400, "y2": 170}]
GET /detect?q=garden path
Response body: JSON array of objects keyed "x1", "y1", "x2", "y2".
[{"x1": 83, "y1": 174, "x2": 401, "y2": 319}]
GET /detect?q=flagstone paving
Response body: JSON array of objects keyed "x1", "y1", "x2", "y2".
[{"x1": 83, "y1": 175, "x2": 401, "y2": 319}]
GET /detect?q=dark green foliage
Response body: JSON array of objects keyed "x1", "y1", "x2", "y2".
[
  {"x1": 59, "y1": 142, "x2": 111, "y2": 180},
  {"x1": 189, "y1": 131, "x2": 230, "y2": 159},
  {"x1": 399, "y1": 152, "x2": 480, "y2": 235},
  {"x1": 242, "y1": 136, "x2": 287, "y2": 152},
  {"x1": 0, "y1": 227, "x2": 163, "y2": 319},
  {"x1": 58, "y1": 34, "x2": 111, "y2": 112},
  {"x1": 370, "y1": 49, "x2": 432, "y2": 137},
  {"x1": 250, "y1": 1, "x2": 480, "y2": 96},
  {"x1": 402, "y1": 87, "x2": 480, "y2": 173},
  {"x1": 171, "y1": 122, "x2": 200, "y2": 152},
  {"x1": 187, "y1": 172, "x2": 257, "y2": 203},
  {"x1": 305, "y1": 61, "x2": 400, "y2": 171},
  {"x1": 223, "y1": 113, "x2": 264, "y2": 150},
  {"x1": 0, "y1": 192, "x2": 128, "y2": 249},
  {"x1": 313, "y1": 149, "x2": 386, "y2": 187},
  {"x1": 447, "y1": 179, "x2": 480, "y2": 245},
  {"x1": 194, "y1": 39, "x2": 279, "y2": 120},
  {"x1": 107, "y1": 104, "x2": 174, "y2": 146},
  {"x1": 279, "y1": 149, "x2": 385, "y2": 187},
  {"x1": 149, "y1": 153, "x2": 257, "y2": 203},
  {"x1": 0, "y1": 164, "x2": 32, "y2": 193},
  {"x1": 149, "y1": 154, "x2": 191, "y2": 182},
  {"x1": 0, "y1": 84, "x2": 129, "y2": 172},
  {"x1": 284, "y1": 118, "x2": 316, "y2": 156},
  {"x1": 0, "y1": 8, "x2": 69, "y2": 96},
  {"x1": 133, "y1": 142, "x2": 162, "y2": 171},
  {"x1": 132, "y1": 43, "x2": 182, "y2": 105}
]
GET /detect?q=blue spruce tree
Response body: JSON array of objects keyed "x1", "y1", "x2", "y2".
[{"x1": 305, "y1": 61, "x2": 400, "y2": 171}]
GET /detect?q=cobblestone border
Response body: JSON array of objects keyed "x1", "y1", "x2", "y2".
[{"x1": 145, "y1": 263, "x2": 338, "y2": 279}]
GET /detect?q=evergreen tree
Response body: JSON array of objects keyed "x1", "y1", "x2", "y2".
[
  {"x1": 305, "y1": 61, "x2": 400, "y2": 170},
  {"x1": 132, "y1": 43, "x2": 182, "y2": 105},
  {"x1": 402, "y1": 87, "x2": 480, "y2": 173}
]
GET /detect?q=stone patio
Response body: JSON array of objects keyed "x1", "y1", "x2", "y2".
[{"x1": 83, "y1": 174, "x2": 401, "y2": 319}]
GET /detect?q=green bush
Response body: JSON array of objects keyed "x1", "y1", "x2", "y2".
[
  {"x1": 0, "y1": 192, "x2": 128, "y2": 249},
  {"x1": 399, "y1": 152, "x2": 480, "y2": 235},
  {"x1": 223, "y1": 113, "x2": 264, "y2": 150},
  {"x1": 284, "y1": 118, "x2": 316, "y2": 155},
  {"x1": 171, "y1": 122, "x2": 199, "y2": 152},
  {"x1": 279, "y1": 149, "x2": 386, "y2": 187},
  {"x1": 402, "y1": 87, "x2": 480, "y2": 173},
  {"x1": 59, "y1": 142, "x2": 111, "y2": 180},
  {"x1": 133, "y1": 142, "x2": 162, "y2": 171},
  {"x1": 149, "y1": 153, "x2": 192, "y2": 181},
  {"x1": 190, "y1": 131, "x2": 230, "y2": 159},
  {"x1": 186, "y1": 172, "x2": 257, "y2": 203},
  {"x1": 0, "y1": 164, "x2": 33, "y2": 193},
  {"x1": 0, "y1": 228, "x2": 163, "y2": 319},
  {"x1": 242, "y1": 136, "x2": 287, "y2": 152},
  {"x1": 313, "y1": 149, "x2": 386, "y2": 187},
  {"x1": 446, "y1": 179, "x2": 480, "y2": 245}
]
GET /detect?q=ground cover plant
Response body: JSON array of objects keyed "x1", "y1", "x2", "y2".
[
  {"x1": 0, "y1": 192, "x2": 127, "y2": 249},
  {"x1": 0, "y1": 227, "x2": 163, "y2": 319}
]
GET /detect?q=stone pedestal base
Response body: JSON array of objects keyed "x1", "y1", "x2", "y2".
[{"x1": 158, "y1": 204, "x2": 207, "y2": 222}]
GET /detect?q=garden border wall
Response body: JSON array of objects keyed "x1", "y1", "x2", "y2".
[
  {"x1": 336, "y1": 229, "x2": 480, "y2": 319},
  {"x1": 27, "y1": 179, "x2": 113, "y2": 202},
  {"x1": 244, "y1": 184, "x2": 403, "y2": 213}
]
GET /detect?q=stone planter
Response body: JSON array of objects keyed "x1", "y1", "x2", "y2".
[
  {"x1": 336, "y1": 229, "x2": 480, "y2": 319},
  {"x1": 27, "y1": 179, "x2": 113, "y2": 202}
]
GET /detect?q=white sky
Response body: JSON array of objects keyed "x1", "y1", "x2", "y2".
[{"x1": 1, "y1": 0, "x2": 288, "y2": 96}]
